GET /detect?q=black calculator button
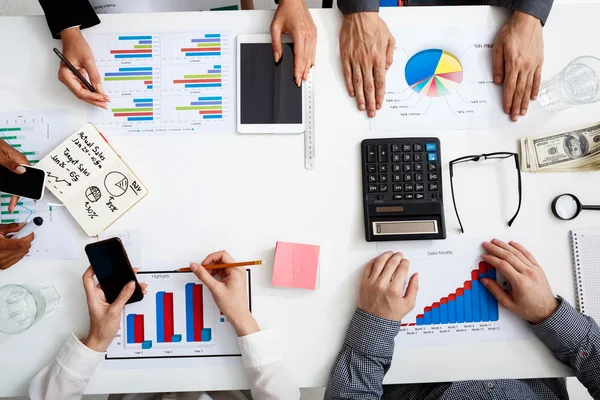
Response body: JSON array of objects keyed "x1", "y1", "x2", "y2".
[
  {"x1": 415, "y1": 173, "x2": 423, "y2": 182},
  {"x1": 392, "y1": 144, "x2": 401, "y2": 152},
  {"x1": 393, "y1": 184, "x2": 403, "y2": 192},
  {"x1": 414, "y1": 163, "x2": 423, "y2": 172},
  {"x1": 394, "y1": 194, "x2": 403, "y2": 200},
  {"x1": 403, "y1": 154, "x2": 411, "y2": 162},
  {"x1": 368, "y1": 175, "x2": 377, "y2": 183},
  {"x1": 415, "y1": 183, "x2": 424, "y2": 192},
  {"x1": 404, "y1": 183, "x2": 414, "y2": 192},
  {"x1": 377, "y1": 195, "x2": 385, "y2": 201},
  {"x1": 392, "y1": 154, "x2": 401, "y2": 162},
  {"x1": 378, "y1": 145, "x2": 389, "y2": 163},
  {"x1": 404, "y1": 173, "x2": 413, "y2": 182},
  {"x1": 416, "y1": 193, "x2": 425, "y2": 200},
  {"x1": 413, "y1": 144, "x2": 423, "y2": 152},
  {"x1": 367, "y1": 145, "x2": 376, "y2": 163},
  {"x1": 379, "y1": 184, "x2": 389, "y2": 192},
  {"x1": 429, "y1": 183, "x2": 439, "y2": 191},
  {"x1": 414, "y1": 154, "x2": 423, "y2": 162},
  {"x1": 392, "y1": 164, "x2": 401, "y2": 172},
  {"x1": 403, "y1": 164, "x2": 412, "y2": 172},
  {"x1": 432, "y1": 193, "x2": 438, "y2": 199},
  {"x1": 393, "y1": 174, "x2": 402, "y2": 182},
  {"x1": 405, "y1": 194, "x2": 415, "y2": 200},
  {"x1": 368, "y1": 185, "x2": 377, "y2": 193},
  {"x1": 379, "y1": 175, "x2": 388, "y2": 183},
  {"x1": 367, "y1": 164, "x2": 376, "y2": 173},
  {"x1": 428, "y1": 163, "x2": 437, "y2": 171},
  {"x1": 378, "y1": 164, "x2": 388, "y2": 173},
  {"x1": 429, "y1": 173, "x2": 438, "y2": 181},
  {"x1": 402, "y1": 144, "x2": 412, "y2": 152}
]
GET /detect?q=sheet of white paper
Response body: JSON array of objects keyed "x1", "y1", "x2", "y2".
[
  {"x1": 0, "y1": 110, "x2": 80, "y2": 260},
  {"x1": 98, "y1": 229, "x2": 144, "y2": 268},
  {"x1": 90, "y1": 0, "x2": 240, "y2": 13},
  {"x1": 370, "y1": 27, "x2": 514, "y2": 131},
  {"x1": 376, "y1": 239, "x2": 530, "y2": 347},
  {"x1": 86, "y1": 31, "x2": 234, "y2": 135}
]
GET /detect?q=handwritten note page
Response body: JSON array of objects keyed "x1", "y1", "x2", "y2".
[
  {"x1": 272, "y1": 241, "x2": 320, "y2": 290},
  {"x1": 37, "y1": 123, "x2": 148, "y2": 236}
]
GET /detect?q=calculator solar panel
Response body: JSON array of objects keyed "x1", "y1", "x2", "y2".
[{"x1": 361, "y1": 138, "x2": 446, "y2": 241}]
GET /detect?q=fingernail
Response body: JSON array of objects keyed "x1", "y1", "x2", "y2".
[
  {"x1": 368, "y1": 111, "x2": 375, "y2": 118},
  {"x1": 16, "y1": 166, "x2": 26, "y2": 174},
  {"x1": 495, "y1": 76, "x2": 502, "y2": 84},
  {"x1": 128, "y1": 281, "x2": 135, "y2": 287},
  {"x1": 376, "y1": 103, "x2": 381, "y2": 110},
  {"x1": 521, "y1": 109, "x2": 527, "y2": 116},
  {"x1": 532, "y1": 95, "x2": 538, "y2": 100},
  {"x1": 481, "y1": 279, "x2": 488, "y2": 286},
  {"x1": 512, "y1": 115, "x2": 519, "y2": 122},
  {"x1": 359, "y1": 104, "x2": 366, "y2": 111},
  {"x1": 274, "y1": 52, "x2": 280, "y2": 63},
  {"x1": 296, "y1": 78, "x2": 301, "y2": 88}
]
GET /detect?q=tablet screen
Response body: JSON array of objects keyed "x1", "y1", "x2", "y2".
[{"x1": 240, "y1": 43, "x2": 303, "y2": 124}]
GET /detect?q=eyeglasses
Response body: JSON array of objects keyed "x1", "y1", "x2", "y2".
[{"x1": 449, "y1": 152, "x2": 522, "y2": 233}]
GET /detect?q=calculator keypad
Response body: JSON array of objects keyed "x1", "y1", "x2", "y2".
[{"x1": 365, "y1": 141, "x2": 440, "y2": 203}]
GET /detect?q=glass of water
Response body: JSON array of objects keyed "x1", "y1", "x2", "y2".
[
  {"x1": 0, "y1": 283, "x2": 60, "y2": 334},
  {"x1": 538, "y1": 56, "x2": 600, "y2": 111}
]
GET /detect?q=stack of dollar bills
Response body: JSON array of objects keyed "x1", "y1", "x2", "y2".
[{"x1": 520, "y1": 123, "x2": 600, "y2": 172}]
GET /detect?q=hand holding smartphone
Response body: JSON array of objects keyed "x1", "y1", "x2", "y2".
[
  {"x1": 0, "y1": 164, "x2": 46, "y2": 201},
  {"x1": 85, "y1": 238, "x2": 144, "y2": 304}
]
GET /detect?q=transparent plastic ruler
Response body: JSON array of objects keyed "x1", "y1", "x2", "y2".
[{"x1": 304, "y1": 71, "x2": 315, "y2": 170}]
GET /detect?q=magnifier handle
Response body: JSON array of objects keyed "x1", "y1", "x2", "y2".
[{"x1": 581, "y1": 205, "x2": 600, "y2": 211}]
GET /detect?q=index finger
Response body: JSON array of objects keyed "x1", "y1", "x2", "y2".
[
  {"x1": 503, "y1": 66, "x2": 518, "y2": 116},
  {"x1": 374, "y1": 63, "x2": 386, "y2": 111},
  {"x1": 8, "y1": 196, "x2": 20, "y2": 214},
  {"x1": 482, "y1": 241, "x2": 528, "y2": 273},
  {"x1": 201, "y1": 250, "x2": 235, "y2": 266},
  {"x1": 292, "y1": 34, "x2": 306, "y2": 87},
  {"x1": 481, "y1": 254, "x2": 520, "y2": 283}
]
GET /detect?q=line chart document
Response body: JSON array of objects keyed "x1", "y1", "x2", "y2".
[
  {"x1": 371, "y1": 27, "x2": 514, "y2": 131},
  {"x1": 86, "y1": 31, "x2": 234, "y2": 135},
  {"x1": 377, "y1": 239, "x2": 530, "y2": 347}
]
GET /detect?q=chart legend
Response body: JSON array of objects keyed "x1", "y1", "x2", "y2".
[{"x1": 405, "y1": 49, "x2": 463, "y2": 97}]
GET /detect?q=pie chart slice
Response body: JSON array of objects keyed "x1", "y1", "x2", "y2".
[{"x1": 405, "y1": 49, "x2": 464, "y2": 97}]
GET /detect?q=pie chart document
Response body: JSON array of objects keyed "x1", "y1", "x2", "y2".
[{"x1": 371, "y1": 27, "x2": 514, "y2": 131}]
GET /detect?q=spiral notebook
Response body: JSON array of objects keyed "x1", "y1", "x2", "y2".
[{"x1": 571, "y1": 229, "x2": 600, "y2": 321}]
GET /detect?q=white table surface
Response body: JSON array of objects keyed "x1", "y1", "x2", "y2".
[{"x1": 1, "y1": 4, "x2": 600, "y2": 397}]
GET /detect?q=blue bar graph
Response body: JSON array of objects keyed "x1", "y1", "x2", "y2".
[
  {"x1": 156, "y1": 292, "x2": 165, "y2": 343},
  {"x1": 487, "y1": 268, "x2": 499, "y2": 321},
  {"x1": 184, "y1": 83, "x2": 222, "y2": 88},
  {"x1": 471, "y1": 271, "x2": 482, "y2": 322},
  {"x1": 213, "y1": 65, "x2": 222, "y2": 68},
  {"x1": 464, "y1": 285, "x2": 473, "y2": 322},
  {"x1": 126, "y1": 314, "x2": 135, "y2": 344},
  {"x1": 198, "y1": 96, "x2": 222, "y2": 101},
  {"x1": 191, "y1": 39, "x2": 219, "y2": 43},
  {"x1": 135, "y1": 103, "x2": 153, "y2": 107},
  {"x1": 207, "y1": 69, "x2": 221, "y2": 73},
  {"x1": 116, "y1": 54, "x2": 152, "y2": 59},
  {"x1": 120, "y1": 67, "x2": 153, "y2": 72},
  {"x1": 119, "y1": 35, "x2": 152, "y2": 40},
  {"x1": 134, "y1": 98, "x2": 153, "y2": 103},
  {"x1": 456, "y1": 292, "x2": 465, "y2": 323},
  {"x1": 185, "y1": 283, "x2": 194, "y2": 342},
  {"x1": 138, "y1": 40, "x2": 153, "y2": 44},
  {"x1": 440, "y1": 301, "x2": 448, "y2": 324},
  {"x1": 172, "y1": 334, "x2": 182, "y2": 342},
  {"x1": 424, "y1": 309, "x2": 432, "y2": 324},
  {"x1": 190, "y1": 101, "x2": 221, "y2": 106},
  {"x1": 203, "y1": 115, "x2": 223, "y2": 119},
  {"x1": 184, "y1": 52, "x2": 221, "y2": 57},
  {"x1": 142, "y1": 340, "x2": 152, "y2": 349},
  {"x1": 201, "y1": 328, "x2": 212, "y2": 341},
  {"x1": 431, "y1": 305, "x2": 440, "y2": 324},
  {"x1": 147, "y1": 85, "x2": 153, "y2": 89},
  {"x1": 205, "y1": 34, "x2": 221, "y2": 38},
  {"x1": 448, "y1": 299, "x2": 456, "y2": 323}
]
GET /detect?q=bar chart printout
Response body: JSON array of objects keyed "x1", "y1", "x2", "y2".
[
  {"x1": 101, "y1": 66, "x2": 158, "y2": 92},
  {"x1": 85, "y1": 34, "x2": 160, "y2": 63},
  {"x1": 377, "y1": 240, "x2": 529, "y2": 347},
  {"x1": 107, "y1": 271, "x2": 249, "y2": 359},
  {"x1": 91, "y1": 97, "x2": 161, "y2": 129}
]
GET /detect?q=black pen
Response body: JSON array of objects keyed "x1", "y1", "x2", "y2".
[{"x1": 53, "y1": 47, "x2": 97, "y2": 93}]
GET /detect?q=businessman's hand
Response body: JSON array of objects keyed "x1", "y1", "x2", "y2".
[
  {"x1": 191, "y1": 251, "x2": 258, "y2": 336},
  {"x1": 271, "y1": 0, "x2": 317, "y2": 86},
  {"x1": 0, "y1": 224, "x2": 33, "y2": 270},
  {"x1": 481, "y1": 239, "x2": 559, "y2": 324},
  {"x1": 59, "y1": 27, "x2": 110, "y2": 109},
  {"x1": 340, "y1": 12, "x2": 394, "y2": 118},
  {"x1": 493, "y1": 11, "x2": 544, "y2": 121},
  {"x1": 82, "y1": 267, "x2": 148, "y2": 352},
  {"x1": 0, "y1": 139, "x2": 30, "y2": 212},
  {"x1": 358, "y1": 251, "x2": 419, "y2": 321}
]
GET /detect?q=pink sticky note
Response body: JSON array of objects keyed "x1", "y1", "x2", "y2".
[{"x1": 272, "y1": 241, "x2": 320, "y2": 290}]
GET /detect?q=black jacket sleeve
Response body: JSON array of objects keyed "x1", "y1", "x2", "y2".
[
  {"x1": 37, "y1": 0, "x2": 101, "y2": 39},
  {"x1": 488, "y1": 0, "x2": 554, "y2": 25}
]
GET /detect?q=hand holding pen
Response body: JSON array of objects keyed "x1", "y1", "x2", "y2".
[{"x1": 55, "y1": 27, "x2": 110, "y2": 108}]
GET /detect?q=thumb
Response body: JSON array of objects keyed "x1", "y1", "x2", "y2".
[
  {"x1": 403, "y1": 273, "x2": 419, "y2": 305},
  {"x1": 0, "y1": 222, "x2": 26, "y2": 235},
  {"x1": 190, "y1": 263, "x2": 220, "y2": 292},
  {"x1": 110, "y1": 281, "x2": 135, "y2": 309},
  {"x1": 493, "y1": 40, "x2": 505, "y2": 85},
  {"x1": 83, "y1": 58, "x2": 110, "y2": 101},
  {"x1": 481, "y1": 278, "x2": 514, "y2": 309},
  {"x1": 270, "y1": 22, "x2": 283, "y2": 64}
]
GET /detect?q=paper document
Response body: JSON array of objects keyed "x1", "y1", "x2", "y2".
[
  {"x1": 90, "y1": 0, "x2": 240, "y2": 13},
  {"x1": 377, "y1": 240, "x2": 530, "y2": 347},
  {"x1": 371, "y1": 27, "x2": 513, "y2": 131},
  {"x1": 272, "y1": 242, "x2": 320, "y2": 290},
  {"x1": 86, "y1": 31, "x2": 234, "y2": 135}
]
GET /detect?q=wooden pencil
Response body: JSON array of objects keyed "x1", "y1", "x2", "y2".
[{"x1": 177, "y1": 260, "x2": 263, "y2": 272}]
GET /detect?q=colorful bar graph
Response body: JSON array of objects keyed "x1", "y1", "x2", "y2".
[
  {"x1": 175, "y1": 96, "x2": 223, "y2": 120},
  {"x1": 111, "y1": 98, "x2": 154, "y2": 122},
  {"x1": 183, "y1": 35, "x2": 222, "y2": 57},
  {"x1": 111, "y1": 36, "x2": 153, "y2": 59},
  {"x1": 172, "y1": 66, "x2": 223, "y2": 89},
  {"x1": 411, "y1": 264, "x2": 500, "y2": 326},
  {"x1": 184, "y1": 282, "x2": 211, "y2": 342}
]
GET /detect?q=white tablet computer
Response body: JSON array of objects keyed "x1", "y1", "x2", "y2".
[{"x1": 237, "y1": 34, "x2": 305, "y2": 134}]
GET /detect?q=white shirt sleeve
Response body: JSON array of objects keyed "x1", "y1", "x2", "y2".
[
  {"x1": 28, "y1": 333, "x2": 105, "y2": 400},
  {"x1": 237, "y1": 330, "x2": 301, "y2": 400}
]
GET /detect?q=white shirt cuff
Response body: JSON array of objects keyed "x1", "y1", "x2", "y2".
[
  {"x1": 237, "y1": 330, "x2": 281, "y2": 368},
  {"x1": 55, "y1": 333, "x2": 106, "y2": 379}
]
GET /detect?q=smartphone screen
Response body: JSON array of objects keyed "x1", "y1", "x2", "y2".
[
  {"x1": 0, "y1": 165, "x2": 45, "y2": 200},
  {"x1": 85, "y1": 238, "x2": 144, "y2": 304}
]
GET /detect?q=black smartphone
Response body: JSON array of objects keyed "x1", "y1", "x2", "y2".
[
  {"x1": 0, "y1": 165, "x2": 45, "y2": 200},
  {"x1": 84, "y1": 238, "x2": 144, "y2": 304}
]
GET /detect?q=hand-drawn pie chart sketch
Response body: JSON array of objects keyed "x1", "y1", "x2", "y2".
[
  {"x1": 85, "y1": 186, "x2": 102, "y2": 202},
  {"x1": 104, "y1": 171, "x2": 128, "y2": 197}
]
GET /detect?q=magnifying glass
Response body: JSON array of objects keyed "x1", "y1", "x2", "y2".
[{"x1": 551, "y1": 194, "x2": 600, "y2": 220}]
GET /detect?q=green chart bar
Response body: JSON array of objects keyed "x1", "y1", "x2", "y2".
[
  {"x1": 176, "y1": 106, "x2": 223, "y2": 111},
  {"x1": 0, "y1": 128, "x2": 21, "y2": 132}
]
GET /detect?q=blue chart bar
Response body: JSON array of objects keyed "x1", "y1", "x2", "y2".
[
  {"x1": 191, "y1": 39, "x2": 218, "y2": 43},
  {"x1": 134, "y1": 98, "x2": 153, "y2": 103},
  {"x1": 448, "y1": 298, "x2": 456, "y2": 323},
  {"x1": 128, "y1": 117, "x2": 153, "y2": 121},
  {"x1": 185, "y1": 83, "x2": 222, "y2": 88},
  {"x1": 126, "y1": 314, "x2": 135, "y2": 344},
  {"x1": 142, "y1": 340, "x2": 152, "y2": 349},
  {"x1": 105, "y1": 72, "x2": 149, "y2": 77},
  {"x1": 191, "y1": 101, "x2": 221, "y2": 106},
  {"x1": 138, "y1": 40, "x2": 153, "y2": 44},
  {"x1": 135, "y1": 103, "x2": 153, "y2": 107},
  {"x1": 416, "y1": 316, "x2": 424, "y2": 325},
  {"x1": 116, "y1": 54, "x2": 152, "y2": 58},
  {"x1": 156, "y1": 292, "x2": 165, "y2": 343},
  {"x1": 440, "y1": 300, "x2": 448, "y2": 324},
  {"x1": 185, "y1": 52, "x2": 221, "y2": 57},
  {"x1": 431, "y1": 304, "x2": 440, "y2": 324},
  {"x1": 198, "y1": 96, "x2": 222, "y2": 101},
  {"x1": 207, "y1": 69, "x2": 221, "y2": 73},
  {"x1": 471, "y1": 270, "x2": 482, "y2": 322},
  {"x1": 185, "y1": 283, "x2": 195, "y2": 342},
  {"x1": 213, "y1": 65, "x2": 222, "y2": 68},
  {"x1": 203, "y1": 115, "x2": 222, "y2": 119},
  {"x1": 201, "y1": 328, "x2": 212, "y2": 341},
  {"x1": 487, "y1": 268, "x2": 499, "y2": 321},
  {"x1": 119, "y1": 35, "x2": 152, "y2": 40},
  {"x1": 456, "y1": 291, "x2": 465, "y2": 323},
  {"x1": 423, "y1": 309, "x2": 432, "y2": 324},
  {"x1": 464, "y1": 285, "x2": 473, "y2": 322},
  {"x1": 205, "y1": 34, "x2": 221, "y2": 38},
  {"x1": 147, "y1": 85, "x2": 153, "y2": 89},
  {"x1": 172, "y1": 334, "x2": 182, "y2": 342},
  {"x1": 120, "y1": 67, "x2": 153, "y2": 72}
]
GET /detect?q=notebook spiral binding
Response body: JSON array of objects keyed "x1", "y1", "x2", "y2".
[{"x1": 571, "y1": 231, "x2": 584, "y2": 313}]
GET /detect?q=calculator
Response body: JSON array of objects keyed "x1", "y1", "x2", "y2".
[{"x1": 361, "y1": 138, "x2": 446, "y2": 242}]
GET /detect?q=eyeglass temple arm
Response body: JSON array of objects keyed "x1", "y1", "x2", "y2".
[
  {"x1": 508, "y1": 155, "x2": 522, "y2": 227},
  {"x1": 449, "y1": 164, "x2": 465, "y2": 233}
]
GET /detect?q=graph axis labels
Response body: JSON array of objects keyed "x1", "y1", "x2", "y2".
[{"x1": 405, "y1": 49, "x2": 464, "y2": 98}]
